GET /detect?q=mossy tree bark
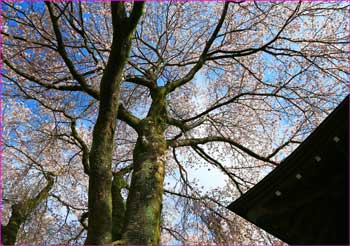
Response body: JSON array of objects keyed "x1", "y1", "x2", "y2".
[
  {"x1": 2, "y1": 175, "x2": 54, "y2": 245},
  {"x1": 85, "y1": 2, "x2": 145, "y2": 244},
  {"x1": 120, "y1": 88, "x2": 167, "y2": 244}
]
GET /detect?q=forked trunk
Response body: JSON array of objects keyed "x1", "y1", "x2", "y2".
[{"x1": 85, "y1": 3, "x2": 141, "y2": 242}]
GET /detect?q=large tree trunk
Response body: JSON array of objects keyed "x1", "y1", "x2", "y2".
[
  {"x1": 85, "y1": 3, "x2": 145, "y2": 243},
  {"x1": 121, "y1": 116, "x2": 167, "y2": 244},
  {"x1": 86, "y1": 18, "x2": 129, "y2": 246},
  {"x1": 86, "y1": 96, "x2": 119, "y2": 244}
]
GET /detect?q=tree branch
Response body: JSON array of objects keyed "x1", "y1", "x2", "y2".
[
  {"x1": 45, "y1": 2, "x2": 100, "y2": 100},
  {"x1": 124, "y1": 74, "x2": 156, "y2": 90},
  {"x1": 71, "y1": 120, "x2": 90, "y2": 175},
  {"x1": 169, "y1": 136, "x2": 278, "y2": 165},
  {"x1": 165, "y1": 2, "x2": 230, "y2": 93},
  {"x1": 182, "y1": 91, "x2": 308, "y2": 123},
  {"x1": 128, "y1": 2, "x2": 146, "y2": 32},
  {"x1": 117, "y1": 104, "x2": 141, "y2": 133},
  {"x1": 166, "y1": 116, "x2": 206, "y2": 132},
  {"x1": 51, "y1": 194, "x2": 87, "y2": 211},
  {"x1": 206, "y1": 2, "x2": 301, "y2": 61},
  {"x1": 192, "y1": 145, "x2": 247, "y2": 195},
  {"x1": 4, "y1": 58, "x2": 84, "y2": 92},
  {"x1": 2, "y1": 175, "x2": 54, "y2": 245}
]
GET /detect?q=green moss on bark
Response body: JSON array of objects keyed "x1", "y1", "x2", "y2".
[
  {"x1": 86, "y1": 116, "x2": 116, "y2": 244},
  {"x1": 121, "y1": 117, "x2": 167, "y2": 244}
]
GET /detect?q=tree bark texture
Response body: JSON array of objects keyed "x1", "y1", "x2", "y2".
[
  {"x1": 85, "y1": 34, "x2": 129, "y2": 245},
  {"x1": 85, "y1": 3, "x2": 145, "y2": 244},
  {"x1": 121, "y1": 118, "x2": 167, "y2": 244}
]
